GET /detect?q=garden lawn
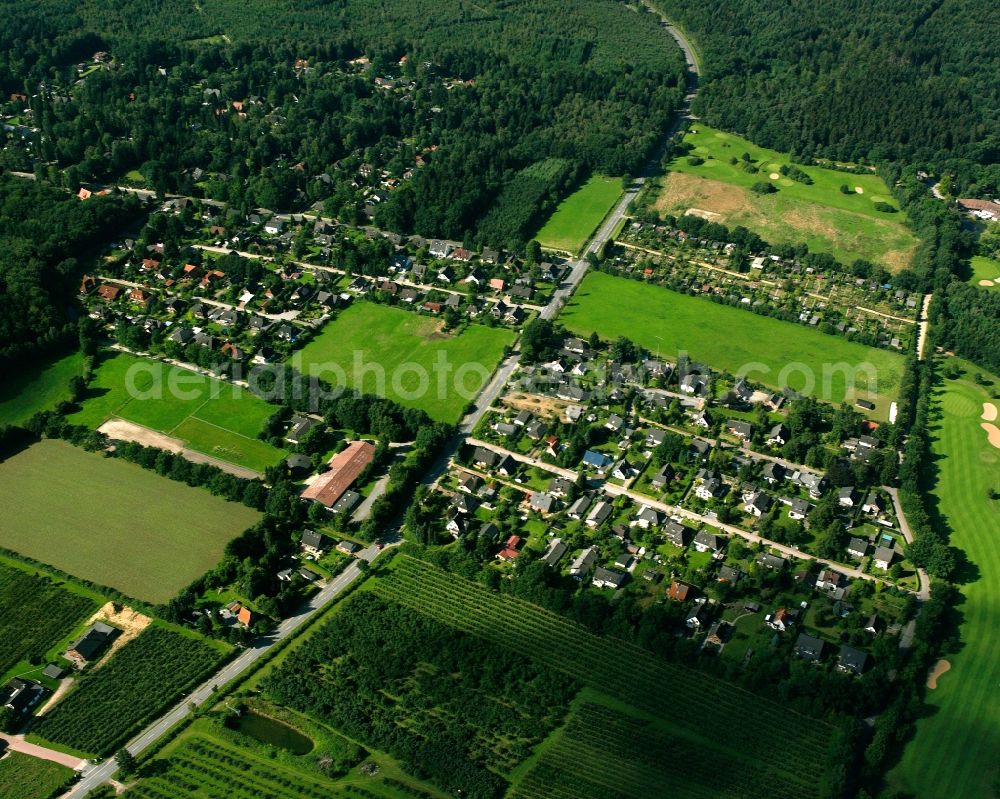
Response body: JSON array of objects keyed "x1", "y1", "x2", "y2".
[
  {"x1": 890, "y1": 363, "x2": 1000, "y2": 799},
  {"x1": 534, "y1": 175, "x2": 622, "y2": 254},
  {"x1": 969, "y1": 255, "x2": 1000, "y2": 289},
  {"x1": 656, "y1": 125, "x2": 919, "y2": 269},
  {"x1": 293, "y1": 302, "x2": 514, "y2": 423},
  {"x1": 0, "y1": 352, "x2": 83, "y2": 427},
  {"x1": 0, "y1": 752, "x2": 73, "y2": 799},
  {"x1": 561, "y1": 271, "x2": 903, "y2": 418},
  {"x1": 0, "y1": 439, "x2": 261, "y2": 603},
  {"x1": 68, "y1": 352, "x2": 283, "y2": 471}
]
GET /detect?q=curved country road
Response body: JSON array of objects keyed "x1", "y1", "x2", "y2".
[{"x1": 62, "y1": 15, "x2": 701, "y2": 799}]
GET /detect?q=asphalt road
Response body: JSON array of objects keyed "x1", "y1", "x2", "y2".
[{"x1": 64, "y1": 544, "x2": 379, "y2": 798}]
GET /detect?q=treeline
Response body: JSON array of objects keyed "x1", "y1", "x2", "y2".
[
  {"x1": 0, "y1": 176, "x2": 141, "y2": 366},
  {"x1": 475, "y1": 158, "x2": 579, "y2": 250}
]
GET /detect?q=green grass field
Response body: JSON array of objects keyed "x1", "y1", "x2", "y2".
[
  {"x1": 561, "y1": 271, "x2": 904, "y2": 417},
  {"x1": 657, "y1": 125, "x2": 919, "y2": 269},
  {"x1": 294, "y1": 302, "x2": 514, "y2": 423},
  {"x1": 890, "y1": 361, "x2": 1000, "y2": 798},
  {"x1": 969, "y1": 255, "x2": 1000, "y2": 289},
  {"x1": 534, "y1": 175, "x2": 622, "y2": 253},
  {"x1": 0, "y1": 752, "x2": 72, "y2": 799},
  {"x1": 69, "y1": 352, "x2": 284, "y2": 472},
  {"x1": 0, "y1": 352, "x2": 83, "y2": 427},
  {"x1": 0, "y1": 439, "x2": 261, "y2": 603}
]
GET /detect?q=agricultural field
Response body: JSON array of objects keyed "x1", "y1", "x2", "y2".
[
  {"x1": 366, "y1": 556, "x2": 838, "y2": 798},
  {"x1": 33, "y1": 626, "x2": 228, "y2": 756},
  {"x1": 0, "y1": 752, "x2": 73, "y2": 799},
  {"x1": 534, "y1": 175, "x2": 622, "y2": 254},
  {"x1": 0, "y1": 560, "x2": 98, "y2": 681},
  {"x1": 656, "y1": 126, "x2": 919, "y2": 269},
  {"x1": 891, "y1": 361, "x2": 1000, "y2": 799},
  {"x1": 969, "y1": 255, "x2": 1000, "y2": 289},
  {"x1": 0, "y1": 439, "x2": 261, "y2": 603},
  {"x1": 69, "y1": 352, "x2": 284, "y2": 472},
  {"x1": 561, "y1": 271, "x2": 904, "y2": 417},
  {"x1": 0, "y1": 351, "x2": 83, "y2": 428},
  {"x1": 263, "y1": 590, "x2": 576, "y2": 798},
  {"x1": 294, "y1": 303, "x2": 514, "y2": 424},
  {"x1": 124, "y1": 724, "x2": 440, "y2": 799}
]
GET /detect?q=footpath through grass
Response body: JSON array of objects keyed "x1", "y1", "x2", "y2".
[
  {"x1": 293, "y1": 302, "x2": 514, "y2": 424},
  {"x1": 657, "y1": 125, "x2": 919, "y2": 269},
  {"x1": 69, "y1": 352, "x2": 284, "y2": 471},
  {"x1": 0, "y1": 439, "x2": 261, "y2": 603},
  {"x1": 534, "y1": 175, "x2": 622, "y2": 254},
  {"x1": 890, "y1": 361, "x2": 1000, "y2": 799},
  {"x1": 560, "y1": 271, "x2": 903, "y2": 417},
  {"x1": 0, "y1": 351, "x2": 83, "y2": 427}
]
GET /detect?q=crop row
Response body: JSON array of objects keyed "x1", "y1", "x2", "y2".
[
  {"x1": 376, "y1": 558, "x2": 832, "y2": 766},
  {"x1": 0, "y1": 564, "x2": 96, "y2": 675},
  {"x1": 34, "y1": 628, "x2": 224, "y2": 754}
]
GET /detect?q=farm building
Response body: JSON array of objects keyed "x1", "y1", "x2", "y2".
[{"x1": 301, "y1": 441, "x2": 376, "y2": 509}]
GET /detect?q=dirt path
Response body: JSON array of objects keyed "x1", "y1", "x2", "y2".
[
  {"x1": 34, "y1": 678, "x2": 74, "y2": 717},
  {"x1": 0, "y1": 733, "x2": 86, "y2": 770},
  {"x1": 917, "y1": 293, "x2": 933, "y2": 360}
]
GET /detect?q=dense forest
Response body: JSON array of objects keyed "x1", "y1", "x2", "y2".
[
  {"x1": 653, "y1": 0, "x2": 1000, "y2": 194},
  {"x1": 0, "y1": 176, "x2": 140, "y2": 366},
  {"x1": 0, "y1": 0, "x2": 686, "y2": 244}
]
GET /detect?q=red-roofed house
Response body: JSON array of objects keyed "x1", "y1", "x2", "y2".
[{"x1": 496, "y1": 535, "x2": 523, "y2": 562}]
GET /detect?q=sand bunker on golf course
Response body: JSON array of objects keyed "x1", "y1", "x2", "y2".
[
  {"x1": 926, "y1": 659, "x2": 951, "y2": 689},
  {"x1": 769, "y1": 172, "x2": 780, "y2": 180},
  {"x1": 981, "y1": 422, "x2": 1000, "y2": 449},
  {"x1": 979, "y1": 279, "x2": 996, "y2": 287},
  {"x1": 983, "y1": 402, "x2": 998, "y2": 422}
]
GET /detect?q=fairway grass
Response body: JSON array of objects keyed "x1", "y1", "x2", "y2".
[
  {"x1": 657, "y1": 125, "x2": 919, "y2": 269},
  {"x1": 969, "y1": 255, "x2": 1000, "y2": 289},
  {"x1": 535, "y1": 175, "x2": 622, "y2": 254},
  {"x1": 0, "y1": 352, "x2": 83, "y2": 427},
  {"x1": 890, "y1": 362, "x2": 1000, "y2": 799},
  {"x1": 294, "y1": 302, "x2": 514, "y2": 423},
  {"x1": 561, "y1": 271, "x2": 903, "y2": 417},
  {"x1": 0, "y1": 439, "x2": 261, "y2": 603},
  {"x1": 69, "y1": 353, "x2": 283, "y2": 472}
]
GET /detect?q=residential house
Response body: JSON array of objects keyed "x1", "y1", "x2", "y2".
[
  {"x1": 873, "y1": 545, "x2": 895, "y2": 570},
  {"x1": 756, "y1": 552, "x2": 787, "y2": 571},
  {"x1": 815, "y1": 569, "x2": 846, "y2": 592},
  {"x1": 766, "y1": 424, "x2": 790, "y2": 447},
  {"x1": 705, "y1": 620, "x2": 733, "y2": 647},
  {"x1": 592, "y1": 567, "x2": 627, "y2": 590},
  {"x1": 686, "y1": 604, "x2": 711, "y2": 629},
  {"x1": 649, "y1": 463, "x2": 675, "y2": 488},
  {"x1": 693, "y1": 530, "x2": 722, "y2": 554},
  {"x1": 795, "y1": 633, "x2": 825, "y2": 662},
  {"x1": 65, "y1": 621, "x2": 117, "y2": 665},
  {"x1": 633, "y1": 506, "x2": 664, "y2": 530},
  {"x1": 569, "y1": 547, "x2": 598, "y2": 578},
  {"x1": 0, "y1": 678, "x2": 46, "y2": 717},
  {"x1": 717, "y1": 565, "x2": 743, "y2": 584},
  {"x1": 582, "y1": 450, "x2": 613, "y2": 471},
  {"x1": 767, "y1": 607, "x2": 798, "y2": 632},
  {"x1": 663, "y1": 521, "x2": 689, "y2": 548},
  {"x1": 496, "y1": 535, "x2": 523, "y2": 561},
  {"x1": 548, "y1": 477, "x2": 574, "y2": 498},
  {"x1": 743, "y1": 490, "x2": 773, "y2": 517},
  {"x1": 542, "y1": 538, "x2": 567, "y2": 568},
  {"x1": 611, "y1": 459, "x2": 635, "y2": 481},
  {"x1": 862, "y1": 491, "x2": 886, "y2": 515},
  {"x1": 786, "y1": 497, "x2": 811, "y2": 520},
  {"x1": 667, "y1": 580, "x2": 692, "y2": 601},
  {"x1": 528, "y1": 492, "x2": 556, "y2": 514},
  {"x1": 567, "y1": 495, "x2": 592, "y2": 520},
  {"x1": 838, "y1": 486, "x2": 857, "y2": 507},
  {"x1": 695, "y1": 470, "x2": 725, "y2": 501},
  {"x1": 300, "y1": 529, "x2": 328, "y2": 557},
  {"x1": 585, "y1": 500, "x2": 613, "y2": 528},
  {"x1": 838, "y1": 645, "x2": 869, "y2": 675},
  {"x1": 286, "y1": 415, "x2": 316, "y2": 444},
  {"x1": 846, "y1": 537, "x2": 869, "y2": 559},
  {"x1": 336, "y1": 540, "x2": 361, "y2": 555},
  {"x1": 727, "y1": 420, "x2": 754, "y2": 440}
]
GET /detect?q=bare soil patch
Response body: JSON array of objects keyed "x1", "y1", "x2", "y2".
[
  {"x1": 983, "y1": 402, "x2": 998, "y2": 422},
  {"x1": 684, "y1": 207, "x2": 722, "y2": 222},
  {"x1": 87, "y1": 602, "x2": 153, "y2": 669},
  {"x1": 99, "y1": 418, "x2": 183, "y2": 452},
  {"x1": 657, "y1": 172, "x2": 754, "y2": 216},
  {"x1": 502, "y1": 391, "x2": 570, "y2": 420},
  {"x1": 926, "y1": 658, "x2": 951, "y2": 689},
  {"x1": 981, "y1": 422, "x2": 1000, "y2": 449}
]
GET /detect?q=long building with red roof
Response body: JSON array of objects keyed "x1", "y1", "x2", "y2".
[{"x1": 301, "y1": 440, "x2": 375, "y2": 509}]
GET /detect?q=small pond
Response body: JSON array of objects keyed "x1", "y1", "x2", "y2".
[{"x1": 237, "y1": 711, "x2": 314, "y2": 754}]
